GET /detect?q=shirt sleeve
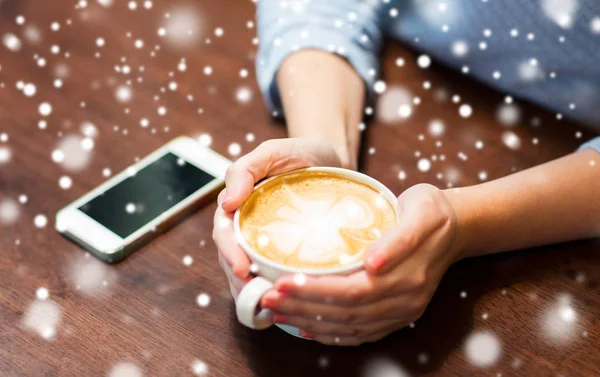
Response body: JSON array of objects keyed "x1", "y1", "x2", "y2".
[
  {"x1": 578, "y1": 137, "x2": 600, "y2": 153},
  {"x1": 256, "y1": 0, "x2": 384, "y2": 117}
]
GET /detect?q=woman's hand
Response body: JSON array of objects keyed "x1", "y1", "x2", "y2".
[
  {"x1": 213, "y1": 138, "x2": 343, "y2": 300},
  {"x1": 260, "y1": 184, "x2": 462, "y2": 346}
]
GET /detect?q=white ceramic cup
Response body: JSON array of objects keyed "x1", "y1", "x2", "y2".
[{"x1": 233, "y1": 167, "x2": 398, "y2": 338}]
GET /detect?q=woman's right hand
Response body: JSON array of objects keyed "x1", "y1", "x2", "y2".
[{"x1": 212, "y1": 138, "x2": 344, "y2": 300}]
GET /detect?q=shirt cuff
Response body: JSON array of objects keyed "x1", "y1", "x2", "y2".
[{"x1": 577, "y1": 137, "x2": 600, "y2": 153}]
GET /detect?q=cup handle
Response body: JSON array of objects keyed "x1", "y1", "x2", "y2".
[{"x1": 236, "y1": 276, "x2": 275, "y2": 330}]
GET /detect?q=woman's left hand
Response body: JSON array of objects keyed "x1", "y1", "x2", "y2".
[{"x1": 260, "y1": 184, "x2": 463, "y2": 346}]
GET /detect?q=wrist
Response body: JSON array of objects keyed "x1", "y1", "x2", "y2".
[
  {"x1": 442, "y1": 186, "x2": 480, "y2": 261},
  {"x1": 334, "y1": 145, "x2": 357, "y2": 170},
  {"x1": 287, "y1": 128, "x2": 358, "y2": 170}
]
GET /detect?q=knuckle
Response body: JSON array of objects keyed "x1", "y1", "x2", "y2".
[
  {"x1": 366, "y1": 332, "x2": 388, "y2": 344},
  {"x1": 256, "y1": 140, "x2": 278, "y2": 157},
  {"x1": 335, "y1": 311, "x2": 356, "y2": 324},
  {"x1": 343, "y1": 327, "x2": 361, "y2": 337},
  {"x1": 398, "y1": 232, "x2": 417, "y2": 250},
  {"x1": 347, "y1": 338, "x2": 365, "y2": 346},
  {"x1": 258, "y1": 139, "x2": 275, "y2": 149},
  {"x1": 314, "y1": 337, "x2": 337, "y2": 346},
  {"x1": 224, "y1": 164, "x2": 236, "y2": 176},
  {"x1": 327, "y1": 309, "x2": 355, "y2": 324},
  {"x1": 343, "y1": 288, "x2": 360, "y2": 303},
  {"x1": 256, "y1": 139, "x2": 288, "y2": 171},
  {"x1": 408, "y1": 297, "x2": 428, "y2": 321},
  {"x1": 344, "y1": 284, "x2": 370, "y2": 304},
  {"x1": 300, "y1": 323, "x2": 316, "y2": 333},
  {"x1": 410, "y1": 267, "x2": 428, "y2": 291},
  {"x1": 407, "y1": 309, "x2": 425, "y2": 324},
  {"x1": 224, "y1": 164, "x2": 241, "y2": 182},
  {"x1": 378, "y1": 275, "x2": 397, "y2": 295}
]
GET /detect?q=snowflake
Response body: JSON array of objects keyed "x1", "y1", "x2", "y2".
[
  {"x1": 235, "y1": 87, "x2": 253, "y2": 104},
  {"x1": 417, "y1": 158, "x2": 431, "y2": 172},
  {"x1": 542, "y1": 294, "x2": 580, "y2": 340},
  {"x1": 108, "y1": 362, "x2": 142, "y2": 377},
  {"x1": 58, "y1": 176, "x2": 73, "y2": 189},
  {"x1": 39, "y1": 102, "x2": 52, "y2": 116},
  {"x1": 458, "y1": 104, "x2": 472, "y2": 118},
  {"x1": 464, "y1": 330, "x2": 502, "y2": 367},
  {"x1": 541, "y1": 0, "x2": 579, "y2": 29},
  {"x1": 34, "y1": 214, "x2": 48, "y2": 228},
  {"x1": 496, "y1": 103, "x2": 521, "y2": 127},
  {"x1": 196, "y1": 293, "x2": 211, "y2": 307},
  {"x1": 53, "y1": 134, "x2": 93, "y2": 171},
  {"x1": 190, "y1": 360, "x2": 208, "y2": 376},
  {"x1": 502, "y1": 131, "x2": 521, "y2": 150},
  {"x1": 163, "y1": 5, "x2": 204, "y2": 49},
  {"x1": 182, "y1": 255, "x2": 193, "y2": 266},
  {"x1": 70, "y1": 253, "x2": 115, "y2": 295},
  {"x1": 36, "y1": 287, "x2": 49, "y2": 300},
  {"x1": 0, "y1": 199, "x2": 20, "y2": 224},
  {"x1": 115, "y1": 86, "x2": 132, "y2": 102},
  {"x1": 451, "y1": 40, "x2": 468, "y2": 57},
  {"x1": 2, "y1": 33, "x2": 22, "y2": 51},
  {"x1": 417, "y1": 54, "x2": 431, "y2": 69},
  {"x1": 428, "y1": 119, "x2": 445, "y2": 136},
  {"x1": 23, "y1": 299, "x2": 62, "y2": 341},
  {"x1": 373, "y1": 80, "x2": 387, "y2": 94},
  {"x1": 362, "y1": 358, "x2": 410, "y2": 377}
]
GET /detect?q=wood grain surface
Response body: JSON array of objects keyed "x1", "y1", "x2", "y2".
[{"x1": 0, "y1": 1, "x2": 598, "y2": 376}]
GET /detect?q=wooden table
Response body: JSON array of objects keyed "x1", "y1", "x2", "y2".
[{"x1": 1, "y1": 1, "x2": 598, "y2": 376}]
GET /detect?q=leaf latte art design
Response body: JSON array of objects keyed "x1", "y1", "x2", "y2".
[{"x1": 240, "y1": 172, "x2": 396, "y2": 269}]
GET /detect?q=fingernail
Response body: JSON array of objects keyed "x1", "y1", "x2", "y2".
[
  {"x1": 232, "y1": 264, "x2": 248, "y2": 279},
  {"x1": 366, "y1": 249, "x2": 385, "y2": 270},
  {"x1": 275, "y1": 282, "x2": 292, "y2": 294},
  {"x1": 273, "y1": 314, "x2": 287, "y2": 324},
  {"x1": 222, "y1": 189, "x2": 236, "y2": 207},
  {"x1": 218, "y1": 189, "x2": 227, "y2": 205},
  {"x1": 222, "y1": 197, "x2": 233, "y2": 208},
  {"x1": 300, "y1": 330, "x2": 314, "y2": 339}
]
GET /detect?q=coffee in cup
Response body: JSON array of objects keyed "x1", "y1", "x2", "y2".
[
  {"x1": 233, "y1": 167, "x2": 398, "y2": 336},
  {"x1": 238, "y1": 170, "x2": 397, "y2": 270}
]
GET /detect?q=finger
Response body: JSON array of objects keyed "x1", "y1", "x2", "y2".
[
  {"x1": 273, "y1": 312, "x2": 401, "y2": 338},
  {"x1": 217, "y1": 252, "x2": 239, "y2": 299},
  {"x1": 221, "y1": 138, "x2": 341, "y2": 211},
  {"x1": 364, "y1": 198, "x2": 443, "y2": 275},
  {"x1": 221, "y1": 139, "x2": 295, "y2": 211},
  {"x1": 275, "y1": 271, "x2": 388, "y2": 306},
  {"x1": 311, "y1": 323, "x2": 405, "y2": 346},
  {"x1": 218, "y1": 251, "x2": 251, "y2": 293},
  {"x1": 217, "y1": 188, "x2": 227, "y2": 206},
  {"x1": 262, "y1": 290, "x2": 416, "y2": 324},
  {"x1": 213, "y1": 206, "x2": 251, "y2": 279},
  {"x1": 221, "y1": 160, "x2": 257, "y2": 212}
]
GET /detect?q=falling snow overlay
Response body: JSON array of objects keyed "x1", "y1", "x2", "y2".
[{"x1": 1, "y1": 0, "x2": 599, "y2": 375}]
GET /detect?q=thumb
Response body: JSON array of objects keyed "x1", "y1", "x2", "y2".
[
  {"x1": 221, "y1": 141, "x2": 279, "y2": 212},
  {"x1": 221, "y1": 138, "x2": 339, "y2": 212},
  {"x1": 221, "y1": 164, "x2": 256, "y2": 212},
  {"x1": 364, "y1": 204, "x2": 436, "y2": 275}
]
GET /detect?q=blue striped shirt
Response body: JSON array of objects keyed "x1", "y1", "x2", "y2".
[{"x1": 256, "y1": 0, "x2": 600, "y2": 152}]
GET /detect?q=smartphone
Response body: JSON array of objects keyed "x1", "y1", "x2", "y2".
[{"x1": 56, "y1": 136, "x2": 231, "y2": 263}]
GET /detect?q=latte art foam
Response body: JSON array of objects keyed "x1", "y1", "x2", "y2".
[{"x1": 239, "y1": 171, "x2": 397, "y2": 269}]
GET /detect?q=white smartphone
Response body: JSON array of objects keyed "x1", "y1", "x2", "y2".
[{"x1": 56, "y1": 136, "x2": 231, "y2": 263}]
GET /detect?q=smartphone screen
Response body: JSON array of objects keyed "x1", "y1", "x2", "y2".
[{"x1": 79, "y1": 152, "x2": 215, "y2": 238}]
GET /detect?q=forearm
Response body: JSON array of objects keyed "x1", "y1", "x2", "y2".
[
  {"x1": 276, "y1": 50, "x2": 365, "y2": 170},
  {"x1": 446, "y1": 149, "x2": 600, "y2": 259}
]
